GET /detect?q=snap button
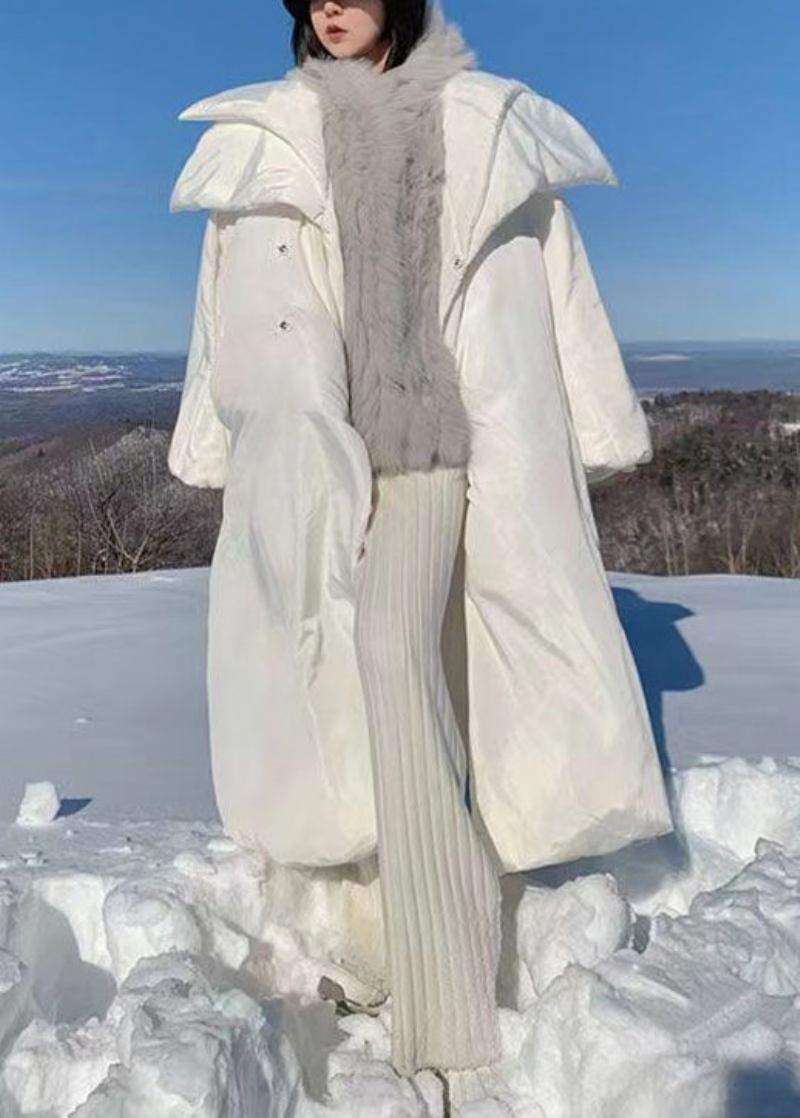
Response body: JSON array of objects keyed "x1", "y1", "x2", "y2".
[{"x1": 278, "y1": 318, "x2": 292, "y2": 331}]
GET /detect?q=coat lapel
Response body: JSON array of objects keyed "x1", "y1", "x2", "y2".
[
  {"x1": 439, "y1": 74, "x2": 619, "y2": 323},
  {"x1": 170, "y1": 77, "x2": 328, "y2": 223}
]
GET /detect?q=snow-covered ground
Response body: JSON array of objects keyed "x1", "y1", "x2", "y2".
[{"x1": 0, "y1": 567, "x2": 799, "y2": 1116}]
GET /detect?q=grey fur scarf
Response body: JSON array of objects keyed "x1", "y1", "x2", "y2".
[{"x1": 297, "y1": 6, "x2": 476, "y2": 474}]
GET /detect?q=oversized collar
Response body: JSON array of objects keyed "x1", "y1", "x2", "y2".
[{"x1": 170, "y1": 11, "x2": 618, "y2": 323}]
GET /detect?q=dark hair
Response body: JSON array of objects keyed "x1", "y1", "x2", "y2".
[{"x1": 288, "y1": 0, "x2": 428, "y2": 70}]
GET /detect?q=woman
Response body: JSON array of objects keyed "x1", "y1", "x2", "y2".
[{"x1": 168, "y1": 0, "x2": 674, "y2": 1083}]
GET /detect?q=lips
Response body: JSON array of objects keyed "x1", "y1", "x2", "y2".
[{"x1": 327, "y1": 24, "x2": 346, "y2": 33}]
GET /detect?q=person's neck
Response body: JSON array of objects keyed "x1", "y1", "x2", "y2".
[{"x1": 361, "y1": 37, "x2": 391, "y2": 72}]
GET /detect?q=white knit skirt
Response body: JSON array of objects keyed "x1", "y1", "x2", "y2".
[{"x1": 352, "y1": 464, "x2": 503, "y2": 1076}]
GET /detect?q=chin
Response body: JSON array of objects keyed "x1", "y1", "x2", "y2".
[{"x1": 326, "y1": 41, "x2": 369, "y2": 59}]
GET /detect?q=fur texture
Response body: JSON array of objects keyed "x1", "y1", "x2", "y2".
[{"x1": 297, "y1": 5, "x2": 476, "y2": 474}]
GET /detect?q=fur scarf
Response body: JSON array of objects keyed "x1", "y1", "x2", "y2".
[{"x1": 296, "y1": 5, "x2": 476, "y2": 475}]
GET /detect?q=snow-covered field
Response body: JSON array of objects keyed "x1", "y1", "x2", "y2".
[{"x1": 1, "y1": 567, "x2": 799, "y2": 1116}]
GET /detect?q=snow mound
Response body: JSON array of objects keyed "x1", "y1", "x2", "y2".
[
  {"x1": 0, "y1": 757, "x2": 798, "y2": 1114},
  {"x1": 15, "y1": 782, "x2": 60, "y2": 827}
]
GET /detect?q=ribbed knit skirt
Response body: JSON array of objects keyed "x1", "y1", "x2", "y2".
[{"x1": 352, "y1": 464, "x2": 503, "y2": 1076}]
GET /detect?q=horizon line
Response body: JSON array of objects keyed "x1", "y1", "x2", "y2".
[{"x1": 2, "y1": 338, "x2": 800, "y2": 357}]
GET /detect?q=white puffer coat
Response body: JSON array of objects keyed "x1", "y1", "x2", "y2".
[{"x1": 168, "y1": 62, "x2": 674, "y2": 872}]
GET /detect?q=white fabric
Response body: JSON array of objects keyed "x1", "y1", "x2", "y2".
[
  {"x1": 168, "y1": 62, "x2": 675, "y2": 873},
  {"x1": 353, "y1": 465, "x2": 502, "y2": 1076}
]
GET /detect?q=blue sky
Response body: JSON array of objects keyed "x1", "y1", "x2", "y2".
[{"x1": 1, "y1": 0, "x2": 797, "y2": 351}]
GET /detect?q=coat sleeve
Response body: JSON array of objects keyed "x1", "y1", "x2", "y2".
[
  {"x1": 167, "y1": 212, "x2": 231, "y2": 489},
  {"x1": 530, "y1": 190, "x2": 653, "y2": 487}
]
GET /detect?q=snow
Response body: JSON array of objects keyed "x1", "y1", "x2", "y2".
[
  {"x1": 0, "y1": 569, "x2": 215, "y2": 823},
  {"x1": 0, "y1": 567, "x2": 799, "y2": 1115},
  {"x1": 15, "y1": 782, "x2": 60, "y2": 827}
]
